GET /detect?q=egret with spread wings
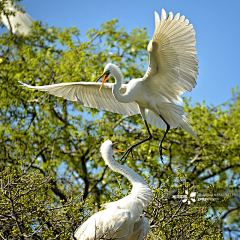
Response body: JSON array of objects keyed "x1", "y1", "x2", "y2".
[
  {"x1": 20, "y1": 9, "x2": 199, "y2": 160},
  {"x1": 74, "y1": 140, "x2": 153, "y2": 240}
]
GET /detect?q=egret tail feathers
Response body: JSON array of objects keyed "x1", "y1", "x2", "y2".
[
  {"x1": 146, "y1": 109, "x2": 168, "y2": 129},
  {"x1": 179, "y1": 115, "x2": 199, "y2": 140},
  {"x1": 146, "y1": 103, "x2": 184, "y2": 130},
  {"x1": 146, "y1": 109, "x2": 198, "y2": 140}
]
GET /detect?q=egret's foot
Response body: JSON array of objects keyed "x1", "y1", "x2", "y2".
[
  {"x1": 120, "y1": 147, "x2": 134, "y2": 161},
  {"x1": 159, "y1": 142, "x2": 166, "y2": 163}
]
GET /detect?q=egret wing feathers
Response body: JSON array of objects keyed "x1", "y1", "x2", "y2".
[
  {"x1": 141, "y1": 217, "x2": 151, "y2": 239},
  {"x1": 19, "y1": 81, "x2": 139, "y2": 116},
  {"x1": 1, "y1": 3, "x2": 33, "y2": 35},
  {"x1": 129, "y1": 216, "x2": 150, "y2": 240},
  {"x1": 144, "y1": 9, "x2": 198, "y2": 103},
  {"x1": 74, "y1": 208, "x2": 131, "y2": 240}
]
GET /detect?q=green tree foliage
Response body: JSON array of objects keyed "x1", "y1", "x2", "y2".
[
  {"x1": 0, "y1": 164, "x2": 223, "y2": 239},
  {"x1": 0, "y1": 1, "x2": 239, "y2": 239},
  {"x1": 0, "y1": 163, "x2": 87, "y2": 239},
  {"x1": 146, "y1": 171, "x2": 223, "y2": 240}
]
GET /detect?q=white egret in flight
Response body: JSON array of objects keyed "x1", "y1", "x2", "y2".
[
  {"x1": 20, "y1": 9, "x2": 199, "y2": 160},
  {"x1": 0, "y1": 0, "x2": 33, "y2": 35},
  {"x1": 74, "y1": 139, "x2": 153, "y2": 240}
]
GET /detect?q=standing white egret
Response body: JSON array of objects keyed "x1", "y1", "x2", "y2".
[
  {"x1": 74, "y1": 140, "x2": 153, "y2": 240},
  {"x1": 20, "y1": 9, "x2": 199, "y2": 160},
  {"x1": 0, "y1": 0, "x2": 33, "y2": 35}
]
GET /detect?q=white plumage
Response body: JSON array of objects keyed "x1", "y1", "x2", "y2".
[
  {"x1": 0, "y1": 0, "x2": 33, "y2": 35},
  {"x1": 20, "y1": 9, "x2": 199, "y2": 159},
  {"x1": 74, "y1": 140, "x2": 153, "y2": 240}
]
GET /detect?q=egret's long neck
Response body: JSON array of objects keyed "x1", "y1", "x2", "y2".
[
  {"x1": 102, "y1": 151, "x2": 153, "y2": 207},
  {"x1": 103, "y1": 151, "x2": 144, "y2": 185},
  {"x1": 111, "y1": 67, "x2": 133, "y2": 103}
]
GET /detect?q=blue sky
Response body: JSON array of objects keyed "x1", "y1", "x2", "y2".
[{"x1": 4, "y1": 0, "x2": 240, "y2": 106}]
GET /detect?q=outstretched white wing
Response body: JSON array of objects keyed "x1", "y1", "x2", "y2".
[
  {"x1": 74, "y1": 208, "x2": 131, "y2": 240},
  {"x1": 1, "y1": 1, "x2": 33, "y2": 35},
  {"x1": 20, "y1": 81, "x2": 139, "y2": 116},
  {"x1": 143, "y1": 9, "x2": 198, "y2": 103}
]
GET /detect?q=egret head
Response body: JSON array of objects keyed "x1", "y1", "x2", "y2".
[
  {"x1": 96, "y1": 63, "x2": 116, "y2": 91},
  {"x1": 100, "y1": 139, "x2": 124, "y2": 156}
]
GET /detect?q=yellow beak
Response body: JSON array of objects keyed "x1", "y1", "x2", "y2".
[
  {"x1": 97, "y1": 73, "x2": 109, "y2": 91},
  {"x1": 114, "y1": 149, "x2": 125, "y2": 153},
  {"x1": 113, "y1": 141, "x2": 125, "y2": 153}
]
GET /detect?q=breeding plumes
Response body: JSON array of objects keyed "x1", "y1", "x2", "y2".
[
  {"x1": 74, "y1": 140, "x2": 153, "y2": 240},
  {"x1": 20, "y1": 9, "x2": 199, "y2": 160},
  {"x1": 0, "y1": 0, "x2": 33, "y2": 35}
]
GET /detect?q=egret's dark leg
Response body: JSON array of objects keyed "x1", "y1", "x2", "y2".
[
  {"x1": 120, "y1": 120, "x2": 152, "y2": 161},
  {"x1": 159, "y1": 114, "x2": 170, "y2": 161}
]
